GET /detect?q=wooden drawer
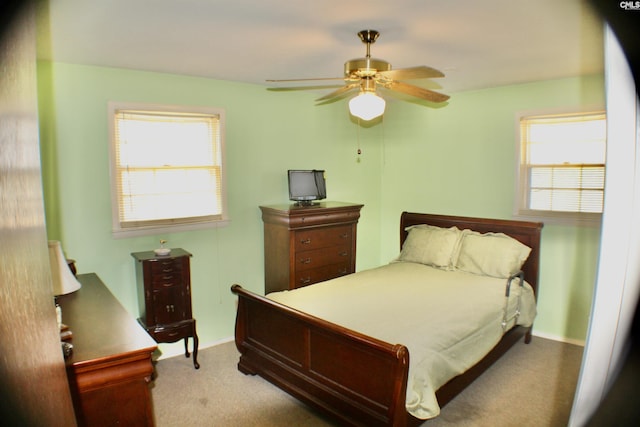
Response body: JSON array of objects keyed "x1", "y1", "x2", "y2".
[
  {"x1": 295, "y1": 263, "x2": 351, "y2": 287},
  {"x1": 287, "y1": 209, "x2": 361, "y2": 228},
  {"x1": 295, "y1": 245, "x2": 352, "y2": 271},
  {"x1": 150, "y1": 257, "x2": 183, "y2": 275},
  {"x1": 150, "y1": 272, "x2": 183, "y2": 290},
  {"x1": 295, "y1": 225, "x2": 352, "y2": 252},
  {"x1": 152, "y1": 321, "x2": 193, "y2": 343}
]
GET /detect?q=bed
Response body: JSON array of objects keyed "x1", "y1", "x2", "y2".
[{"x1": 231, "y1": 212, "x2": 543, "y2": 426}]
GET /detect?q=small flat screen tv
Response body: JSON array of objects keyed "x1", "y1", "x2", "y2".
[{"x1": 288, "y1": 170, "x2": 326, "y2": 206}]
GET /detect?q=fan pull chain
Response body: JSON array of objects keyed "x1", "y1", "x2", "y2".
[
  {"x1": 356, "y1": 118, "x2": 362, "y2": 163},
  {"x1": 381, "y1": 115, "x2": 386, "y2": 166}
]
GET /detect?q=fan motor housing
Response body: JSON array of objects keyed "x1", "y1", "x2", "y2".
[{"x1": 344, "y1": 58, "x2": 391, "y2": 77}]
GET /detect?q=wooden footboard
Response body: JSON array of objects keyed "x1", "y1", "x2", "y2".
[{"x1": 231, "y1": 284, "x2": 411, "y2": 427}]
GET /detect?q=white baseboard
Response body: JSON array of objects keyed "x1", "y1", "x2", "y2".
[
  {"x1": 156, "y1": 336, "x2": 234, "y2": 360},
  {"x1": 532, "y1": 330, "x2": 586, "y2": 347}
]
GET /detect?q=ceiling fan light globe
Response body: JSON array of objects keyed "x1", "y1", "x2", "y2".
[{"x1": 349, "y1": 92, "x2": 385, "y2": 121}]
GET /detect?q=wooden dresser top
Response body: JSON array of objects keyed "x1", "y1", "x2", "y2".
[{"x1": 57, "y1": 273, "x2": 157, "y2": 369}]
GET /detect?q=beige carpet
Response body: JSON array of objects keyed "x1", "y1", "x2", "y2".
[{"x1": 151, "y1": 337, "x2": 582, "y2": 426}]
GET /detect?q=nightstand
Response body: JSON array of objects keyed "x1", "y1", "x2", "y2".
[{"x1": 132, "y1": 248, "x2": 199, "y2": 369}]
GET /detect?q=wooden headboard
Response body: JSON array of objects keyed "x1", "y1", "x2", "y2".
[{"x1": 400, "y1": 212, "x2": 544, "y2": 297}]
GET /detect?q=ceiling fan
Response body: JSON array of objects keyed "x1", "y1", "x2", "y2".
[{"x1": 267, "y1": 29, "x2": 449, "y2": 120}]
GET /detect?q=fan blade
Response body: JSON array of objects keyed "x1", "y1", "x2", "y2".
[
  {"x1": 384, "y1": 81, "x2": 449, "y2": 103},
  {"x1": 266, "y1": 76, "x2": 345, "y2": 83},
  {"x1": 267, "y1": 84, "x2": 344, "y2": 92},
  {"x1": 315, "y1": 83, "x2": 360, "y2": 102},
  {"x1": 378, "y1": 66, "x2": 444, "y2": 81}
]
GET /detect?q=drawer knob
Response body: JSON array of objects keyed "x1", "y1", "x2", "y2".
[
  {"x1": 300, "y1": 277, "x2": 311, "y2": 285},
  {"x1": 166, "y1": 304, "x2": 175, "y2": 312},
  {"x1": 300, "y1": 238, "x2": 311, "y2": 244},
  {"x1": 340, "y1": 233, "x2": 348, "y2": 239},
  {"x1": 299, "y1": 258, "x2": 311, "y2": 264},
  {"x1": 339, "y1": 251, "x2": 348, "y2": 257}
]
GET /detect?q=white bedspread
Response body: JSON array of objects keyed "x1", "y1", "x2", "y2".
[{"x1": 267, "y1": 261, "x2": 537, "y2": 419}]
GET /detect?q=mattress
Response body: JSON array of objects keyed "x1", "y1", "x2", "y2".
[{"x1": 267, "y1": 261, "x2": 537, "y2": 419}]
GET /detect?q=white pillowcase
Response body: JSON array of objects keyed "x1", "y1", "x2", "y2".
[
  {"x1": 398, "y1": 225, "x2": 462, "y2": 269},
  {"x1": 454, "y1": 231, "x2": 531, "y2": 278}
]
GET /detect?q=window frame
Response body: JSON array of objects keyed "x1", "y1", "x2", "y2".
[
  {"x1": 107, "y1": 101, "x2": 228, "y2": 238},
  {"x1": 514, "y1": 107, "x2": 606, "y2": 227}
]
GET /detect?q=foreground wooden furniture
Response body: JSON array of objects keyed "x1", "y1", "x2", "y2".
[
  {"x1": 232, "y1": 212, "x2": 543, "y2": 426},
  {"x1": 260, "y1": 202, "x2": 363, "y2": 293},
  {"x1": 132, "y1": 248, "x2": 200, "y2": 369},
  {"x1": 57, "y1": 273, "x2": 157, "y2": 427}
]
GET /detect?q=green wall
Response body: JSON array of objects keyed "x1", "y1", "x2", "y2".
[{"x1": 37, "y1": 61, "x2": 603, "y2": 355}]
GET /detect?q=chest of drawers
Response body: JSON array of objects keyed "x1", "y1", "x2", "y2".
[
  {"x1": 132, "y1": 248, "x2": 199, "y2": 369},
  {"x1": 260, "y1": 202, "x2": 363, "y2": 293}
]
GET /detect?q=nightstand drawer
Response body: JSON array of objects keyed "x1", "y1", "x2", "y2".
[
  {"x1": 152, "y1": 321, "x2": 194, "y2": 343},
  {"x1": 296, "y1": 245, "x2": 352, "y2": 271},
  {"x1": 295, "y1": 263, "x2": 351, "y2": 287},
  {"x1": 295, "y1": 225, "x2": 352, "y2": 251},
  {"x1": 151, "y1": 273, "x2": 183, "y2": 289},
  {"x1": 150, "y1": 258, "x2": 184, "y2": 275}
]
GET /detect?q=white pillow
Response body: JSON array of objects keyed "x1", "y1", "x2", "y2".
[
  {"x1": 398, "y1": 225, "x2": 462, "y2": 269},
  {"x1": 454, "y1": 230, "x2": 531, "y2": 278}
]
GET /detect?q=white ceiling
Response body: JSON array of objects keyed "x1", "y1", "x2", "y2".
[{"x1": 38, "y1": 0, "x2": 605, "y2": 94}]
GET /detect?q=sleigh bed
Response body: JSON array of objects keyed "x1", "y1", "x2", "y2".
[{"x1": 231, "y1": 212, "x2": 543, "y2": 426}]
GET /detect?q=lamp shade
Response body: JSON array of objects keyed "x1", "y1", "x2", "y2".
[
  {"x1": 349, "y1": 92, "x2": 386, "y2": 121},
  {"x1": 48, "y1": 240, "x2": 81, "y2": 296}
]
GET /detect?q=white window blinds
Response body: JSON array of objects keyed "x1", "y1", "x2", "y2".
[
  {"x1": 110, "y1": 106, "x2": 226, "y2": 234},
  {"x1": 519, "y1": 112, "x2": 606, "y2": 216}
]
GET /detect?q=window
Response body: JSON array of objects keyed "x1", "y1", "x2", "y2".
[
  {"x1": 108, "y1": 102, "x2": 227, "y2": 237},
  {"x1": 516, "y1": 110, "x2": 606, "y2": 225}
]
